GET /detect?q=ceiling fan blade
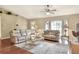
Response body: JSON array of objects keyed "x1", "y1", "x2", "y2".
[
  {"x1": 49, "y1": 11, "x2": 55, "y2": 14},
  {"x1": 40, "y1": 5, "x2": 57, "y2": 15},
  {"x1": 40, "y1": 11, "x2": 46, "y2": 12},
  {"x1": 50, "y1": 9, "x2": 56, "y2": 11}
]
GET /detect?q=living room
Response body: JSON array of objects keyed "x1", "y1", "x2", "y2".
[{"x1": 0, "y1": 5, "x2": 79, "y2": 54}]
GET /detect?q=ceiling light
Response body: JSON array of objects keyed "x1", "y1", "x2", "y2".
[
  {"x1": 41, "y1": 5, "x2": 56, "y2": 15},
  {"x1": 46, "y1": 12, "x2": 51, "y2": 15}
]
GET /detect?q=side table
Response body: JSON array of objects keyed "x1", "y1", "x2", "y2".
[{"x1": 61, "y1": 36, "x2": 69, "y2": 44}]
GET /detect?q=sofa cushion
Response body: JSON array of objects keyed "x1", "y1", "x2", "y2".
[
  {"x1": 44, "y1": 30, "x2": 59, "y2": 35},
  {"x1": 43, "y1": 35, "x2": 56, "y2": 38}
]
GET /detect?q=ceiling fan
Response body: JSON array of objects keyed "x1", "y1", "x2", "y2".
[{"x1": 41, "y1": 5, "x2": 56, "y2": 15}]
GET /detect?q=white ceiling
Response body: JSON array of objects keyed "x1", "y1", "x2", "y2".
[{"x1": 0, "y1": 5, "x2": 79, "y2": 19}]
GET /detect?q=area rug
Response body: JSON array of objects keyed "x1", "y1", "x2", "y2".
[{"x1": 22, "y1": 41, "x2": 68, "y2": 54}]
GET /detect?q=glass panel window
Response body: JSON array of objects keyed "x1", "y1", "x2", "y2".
[
  {"x1": 51, "y1": 21, "x2": 62, "y2": 30},
  {"x1": 44, "y1": 21, "x2": 62, "y2": 31}
]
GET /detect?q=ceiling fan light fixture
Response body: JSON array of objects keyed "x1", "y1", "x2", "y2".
[
  {"x1": 46, "y1": 12, "x2": 50, "y2": 15},
  {"x1": 41, "y1": 5, "x2": 57, "y2": 15}
]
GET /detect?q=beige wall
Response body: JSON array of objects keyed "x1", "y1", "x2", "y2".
[
  {"x1": 0, "y1": 14, "x2": 1, "y2": 37},
  {"x1": 0, "y1": 14, "x2": 28, "y2": 37},
  {"x1": 16, "y1": 16, "x2": 27, "y2": 30},
  {"x1": 1, "y1": 14, "x2": 16, "y2": 37},
  {"x1": 29, "y1": 14, "x2": 79, "y2": 41},
  {"x1": 68, "y1": 14, "x2": 79, "y2": 40},
  {"x1": 29, "y1": 19, "x2": 45, "y2": 30},
  {"x1": 0, "y1": 11, "x2": 79, "y2": 40}
]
